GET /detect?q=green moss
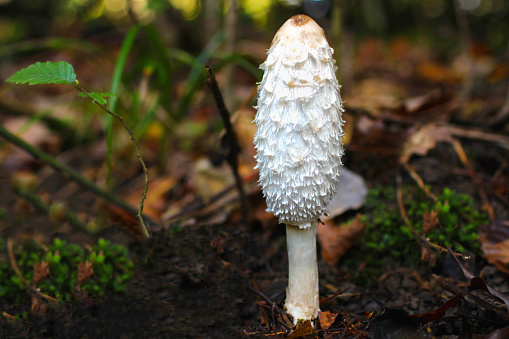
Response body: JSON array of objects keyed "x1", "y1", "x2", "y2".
[
  {"x1": 0, "y1": 238, "x2": 134, "y2": 304},
  {"x1": 344, "y1": 186, "x2": 488, "y2": 284}
]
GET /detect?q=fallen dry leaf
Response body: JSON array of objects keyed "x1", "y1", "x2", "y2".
[
  {"x1": 487, "y1": 326, "x2": 509, "y2": 339},
  {"x1": 410, "y1": 293, "x2": 461, "y2": 324},
  {"x1": 479, "y1": 223, "x2": 509, "y2": 274},
  {"x1": 422, "y1": 210, "x2": 439, "y2": 234},
  {"x1": 317, "y1": 214, "x2": 365, "y2": 266},
  {"x1": 348, "y1": 78, "x2": 406, "y2": 117},
  {"x1": 318, "y1": 310, "x2": 339, "y2": 330},
  {"x1": 400, "y1": 123, "x2": 509, "y2": 164},
  {"x1": 420, "y1": 243, "x2": 438, "y2": 266},
  {"x1": 31, "y1": 294, "x2": 47, "y2": 313},
  {"x1": 77, "y1": 261, "x2": 94, "y2": 287},
  {"x1": 33, "y1": 261, "x2": 50, "y2": 285},
  {"x1": 102, "y1": 203, "x2": 147, "y2": 243},
  {"x1": 416, "y1": 61, "x2": 461, "y2": 84},
  {"x1": 287, "y1": 320, "x2": 314, "y2": 338},
  {"x1": 400, "y1": 123, "x2": 454, "y2": 164},
  {"x1": 401, "y1": 89, "x2": 449, "y2": 114},
  {"x1": 125, "y1": 176, "x2": 177, "y2": 221}
]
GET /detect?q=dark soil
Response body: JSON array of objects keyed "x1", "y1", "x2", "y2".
[{"x1": 1, "y1": 135, "x2": 509, "y2": 338}]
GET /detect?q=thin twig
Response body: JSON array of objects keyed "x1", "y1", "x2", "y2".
[
  {"x1": 0, "y1": 123, "x2": 156, "y2": 236},
  {"x1": 451, "y1": 138, "x2": 495, "y2": 221},
  {"x1": 402, "y1": 163, "x2": 438, "y2": 202},
  {"x1": 320, "y1": 287, "x2": 349, "y2": 304},
  {"x1": 249, "y1": 286, "x2": 283, "y2": 314},
  {"x1": 205, "y1": 65, "x2": 248, "y2": 225},
  {"x1": 7, "y1": 238, "x2": 57, "y2": 303},
  {"x1": 73, "y1": 81, "x2": 150, "y2": 238}
]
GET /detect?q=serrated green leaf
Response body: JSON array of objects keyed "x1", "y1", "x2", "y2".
[
  {"x1": 78, "y1": 92, "x2": 115, "y2": 105},
  {"x1": 6, "y1": 61, "x2": 76, "y2": 85}
]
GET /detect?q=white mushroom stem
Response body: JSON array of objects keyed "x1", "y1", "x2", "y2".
[{"x1": 285, "y1": 221, "x2": 319, "y2": 322}]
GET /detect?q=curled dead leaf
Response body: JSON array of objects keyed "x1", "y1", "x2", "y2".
[
  {"x1": 317, "y1": 214, "x2": 365, "y2": 266},
  {"x1": 318, "y1": 310, "x2": 339, "y2": 330},
  {"x1": 400, "y1": 123, "x2": 509, "y2": 164},
  {"x1": 400, "y1": 123, "x2": 454, "y2": 164}
]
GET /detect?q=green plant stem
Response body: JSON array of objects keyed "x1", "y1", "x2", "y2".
[
  {"x1": 73, "y1": 82, "x2": 150, "y2": 238},
  {"x1": 106, "y1": 25, "x2": 141, "y2": 184},
  {"x1": 0, "y1": 122, "x2": 152, "y2": 238},
  {"x1": 12, "y1": 185, "x2": 91, "y2": 235}
]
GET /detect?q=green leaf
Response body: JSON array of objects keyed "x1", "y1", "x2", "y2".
[
  {"x1": 6, "y1": 61, "x2": 76, "y2": 85},
  {"x1": 78, "y1": 92, "x2": 115, "y2": 105}
]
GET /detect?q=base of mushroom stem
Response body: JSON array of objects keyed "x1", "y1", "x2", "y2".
[{"x1": 284, "y1": 221, "x2": 320, "y2": 324}]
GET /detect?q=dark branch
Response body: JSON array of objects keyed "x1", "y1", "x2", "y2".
[{"x1": 205, "y1": 65, "x2": 248, "y2": 225}]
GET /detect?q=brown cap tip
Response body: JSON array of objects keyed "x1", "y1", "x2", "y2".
[
  {"x1": 270, "y1": 14, "x2": 328, "y2": 49},
  {"x1": 290, "y1": 15, "x2": 312, "y2": 27}
]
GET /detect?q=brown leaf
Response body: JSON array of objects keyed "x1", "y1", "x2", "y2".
[
  {"x1": 422, "y1": 210, "x2": 439, "y2": 234},
  {"x1": 125, "y1": 176, "x2": 176, "y2": 221},
  {"x1": 420, "y1": 243, "x2": 438, "y2": 266},
  {"x1": 401, "y1": 123, "x2": 509, "y2": 164},
  {"x1": 348, "y1": 78, "x2": 406, "y2": 117},
  {"x1": 31, "y1": 294, "x2": 47, "y2": 313},
  {"x1": 287, "y1": 320, "x2": 315, "y2": 338},
  {"x1": 77, "y1": 261, "x2": 94, "y2": 287},
  {"x1": 33, "y1": 261, "x2": 50, "y2": 285},
  {"x1": 416, "y1": 62, "x2": 461, "y2": 84},
  {"x1": 400, "y1": 123, "x2": 454, "y2": 164},
  {"x1": 479, "y1": 223, "x2": 509, "y2": 274},
  {"x1": 318, "y1": 310, "x2": 339, "y2": 330},
  {"x1": 487, "y1": 326, "x2": 509, "y2": 339},
  {"x1": 401, "y1": 89, "x2": 449, "y2": 115},
  {"x1": 210, "y1": 234, "x2": 226, "y2": 254},
  {"x1": 410, "y1": 293, "x2": 461, "y2": 323},
  {"x1": 102, "y1": 203, "x2": 147, "y2": 243},
  {"x1": 317, "y1": 214, "x2": 365, "y2": 266}
]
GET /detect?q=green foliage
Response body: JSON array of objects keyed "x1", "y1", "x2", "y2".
[
  {"x1": 0, "y1": 238, "x2": 134, "y2": 304},
  {"x1": 346, "y1": 186, "x2": 488, "y2": 280},
  {"x1": 6, "y1": 61, "x2": 76, "y2": 85}
]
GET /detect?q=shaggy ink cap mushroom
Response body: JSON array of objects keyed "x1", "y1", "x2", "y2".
[
  {"x1": 254, "y1": 15, "x2": 345, "y2": 324},
  {"x1": 254, "y1": 14, "x2": 344, "y2": 229}
]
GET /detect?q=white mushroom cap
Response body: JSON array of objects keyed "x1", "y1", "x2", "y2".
[{"x1": 254, "y1": 15, "x2": 344, "y2": 229}]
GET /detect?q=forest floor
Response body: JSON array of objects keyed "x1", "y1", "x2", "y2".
[{"x1": 1, "y1": 27, "x2": 509, "y2": 339}]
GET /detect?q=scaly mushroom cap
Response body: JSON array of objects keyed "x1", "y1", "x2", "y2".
[{"x1": 254, "y1": 15, "x2": 344, "y2": 228}]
